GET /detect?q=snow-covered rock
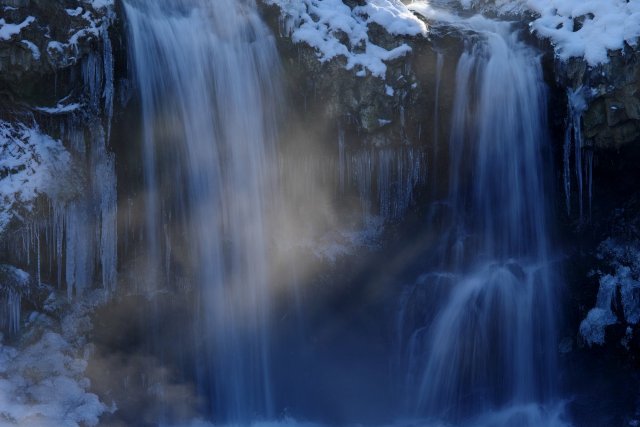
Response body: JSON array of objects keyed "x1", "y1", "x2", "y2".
[
  {"x1": 0, "y1": 0, "x2": 114, "y2": 102},
  {"x1": 0, "y1": 121, "x2": 74, "y2": 234},
  {"x1": 420, "y1": 0, "x2": 640, "y2": 66},
  {"x1": 263, "y1": 0, "x2": 426, "y2": 77},
  {"x1": 0, "y1": 291, "x2": 110, "y2": 426}
]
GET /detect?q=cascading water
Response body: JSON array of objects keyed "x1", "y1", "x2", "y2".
[
  {"x1": 399, "y1": 9, "x2": 568, "y2": 427},
  {"x1": 124, "y1": 0, "x2": 280, "y2": 422}
]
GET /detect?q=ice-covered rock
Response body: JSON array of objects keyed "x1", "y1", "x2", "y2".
[
  {"x1": 0, "y1": 291, "x2": 110, "y2": 426},
  {"x1": 580, "y1": 238, "x2": 640, "y2": 347}
]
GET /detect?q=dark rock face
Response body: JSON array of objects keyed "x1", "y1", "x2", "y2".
[
  {"x1": 259, "y1": 3, "x2": 434, "y2": 142},
  {"x1": 558, "y1": 47, "x2": 640, "y2": 149},
  {"x1": 0, "y1": 0, "x2": 112, "y2": 106}
]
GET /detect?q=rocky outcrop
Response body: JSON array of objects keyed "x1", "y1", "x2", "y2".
[
  {"x1": 558, "y1": 46, "x2": 640, "y2": 149},
  {"x1": 0, "y1": 0, "x2": 113, "y2": 106}
]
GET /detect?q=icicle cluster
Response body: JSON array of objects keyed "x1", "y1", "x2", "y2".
[
  {"x1": 1, "y1": 2, "x2": 117, "y2": 315},
  {"x1": 347, "y1": 146, "x2": 426, "y2": 221}
]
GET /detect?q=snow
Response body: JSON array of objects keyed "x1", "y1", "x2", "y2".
[
  {"x1": 66, "y1": 7, "x2": 84, "y2": 17},
  {"x1": 356, "y1": 0, "x2": 427, "y2": 36},
  {"x1": 0, "y1": 16, "x2": 34, "y2": 41},
  {"x1": 579, "y1": 239, "x2": 640, "y2": 346},
  {"x1": 525, "y1": 0, "x2": 640, "y2": 66},
  {"x1": 385, "y1": 84, "x2": 395, "y2": 96},
  {"x1": 89, "y1": 0, "x2": 114, "y2": 10},
  {"x1": 0, "y1": 121, "x2": 72, "y2": 234},
  {"x1": 413, "y1": 0, "x2": 640, "y2": 66},
  {"x1": 264, "y1": 0, "x2": 426, "y2": 77},
  {"x1": 0, "y1": 291, "x2": 110, "y2": 426}
]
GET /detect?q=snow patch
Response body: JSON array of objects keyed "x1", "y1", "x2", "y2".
[
  {"x1": 66, "y1": 7, "x2": 84, "y2": 17},
  {"x1": 20, "y1": 40, "x2": 40, "y2": 60},
  {"x1": 0, "y1": 16, "x2": 34, "y2": 40}
]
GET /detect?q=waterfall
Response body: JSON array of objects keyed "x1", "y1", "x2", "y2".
[
  {"x1": 399, "y1": 13, "x2": 567, "y2": 427},
  {"x1": 124, "y1": 0, "x2": 280, "y2": 421}
]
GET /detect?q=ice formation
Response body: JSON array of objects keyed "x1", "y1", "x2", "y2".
[
  {"x1": 580, "y1": 239, "x2": 640, "y2": 346},
  {"x1": 0, "y1": 265, "x2": 30, "y2": 335}
]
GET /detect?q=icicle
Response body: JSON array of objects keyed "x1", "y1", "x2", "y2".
[
  {"x1": 8, "y1": 290, "x2": 20, "y2": 335},
  {"x1": 586, "y1": 149, "x2": 593, "y2": 222},
  {"x1": 102, "y1": 23, "x2": 114, "y2": 141},
  {"x1": 565, "y1": 87, "x2": 587, "y2": 220},
  {"x1": 83, "y1": 52, "x2": 103, "y2": 111},
  {"x1": 338, "y1": 127, "x2": 345, "y2": 192},
  {"x1": 563, "y1": 119, "x2": 572, "y2": 215},
  {"x1": 94, "y1": 133, "x2": 118, "y2": 293},
  {"x1": 164, "y1": 223, "x2": 171, "y2": 285},
  {"x1": 54, "y1": 203, "x2": 64, "y2": 289},
  {"x1": 36, "y1": 232, "x2": 41, "y2": 287},
  {"x1": 0, "y1": 265, "x2": 29, "y2": 335},
  {"x1": 352, "y1": 148, "x2": 373, "y2": 220},
  {"x1": 377, "y1": 149, "x2": 388, "y2": 218},
  {"x1": 432, "y1": 52, "x2": 444, "y2": 191}
]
